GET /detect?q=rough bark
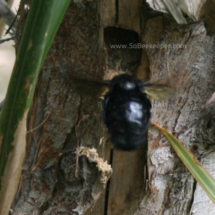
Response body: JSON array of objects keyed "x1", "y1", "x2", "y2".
[
  {"x1": 12, "y1": 0, "x2": 111, "y2": 214},
  {"x1": 134, "y1": 18, "x2": 215, "y2": 215},
  {"x1": 11, "y1": 0, "x2": 215, "y2": 215}
]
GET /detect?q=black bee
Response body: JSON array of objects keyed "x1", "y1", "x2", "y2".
[{"x1": 74, "y1": 73, "x2": 172, "y2": 151}]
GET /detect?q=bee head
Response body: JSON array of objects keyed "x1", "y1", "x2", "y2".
[{"x1": 110, "y1": 74, "x2": 137, "y2": 91}]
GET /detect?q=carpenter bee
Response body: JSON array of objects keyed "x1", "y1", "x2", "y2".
[{"x1": 74, "y1": 73, "x2": 172, "y2": 151}]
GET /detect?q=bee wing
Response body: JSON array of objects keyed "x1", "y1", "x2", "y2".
[
  {"x1": 73, "y1": 77, "x2": 110, "y2": 97},
  {"x1": 141, "y1": 82, "x2": 174, "y2": 100}
]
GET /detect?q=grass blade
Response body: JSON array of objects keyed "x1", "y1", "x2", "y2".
[
  {"x1": 0, "y1": 0, "x2": 71, "y2": 213},
  {"x1": 152, "y1": 121, "x2": 215, "y2": 202}
]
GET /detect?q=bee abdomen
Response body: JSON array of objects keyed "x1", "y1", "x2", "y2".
[{"x1": 103, "y1": 93, "x2": 151, "y2": 151}]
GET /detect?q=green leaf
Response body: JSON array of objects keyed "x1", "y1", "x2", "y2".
[
  {"x1": 152, "y1": 121, "x2": 215, "y2": 203},
  {"x1": 0, "y1": 0, "x2": 71, "y2": 213}
]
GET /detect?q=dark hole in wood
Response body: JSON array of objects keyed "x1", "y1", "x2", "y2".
[{"x1": 104, "y1": 27, "x2": 142, "y2": 74}]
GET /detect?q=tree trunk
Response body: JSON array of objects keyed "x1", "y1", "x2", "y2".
[{"x1": 11, "y1": 0, "x2": 215, "y2": 215}]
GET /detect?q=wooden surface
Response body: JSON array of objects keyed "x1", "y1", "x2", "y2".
[
  {"x1": 12, "y1": 0, "x2": 109, "y2": 214},
  {"x1": 107, "y1": 149, "x2": 146, "y2": 215}
]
